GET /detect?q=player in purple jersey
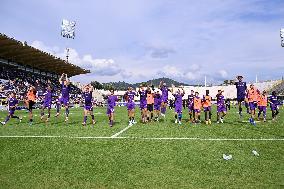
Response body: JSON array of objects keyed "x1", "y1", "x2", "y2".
[
  {"x1": 124, "y1": 87, "x2": 137, "y2": 126},
  {"x1": 216, "y1": 90, "x2": 227, "y2": 123},
  {"x1": 56, "y1": 73, "x2": 70, "y2": 122},
  {"x1": 40, "y1": 86, "x2": 52, "y2": 122},
  {"x1": 153, "y1": 90, "x2": 162, "y2": 121},
  {"x1": 269, "y1": 91, "x2": 279, "y2": 121},
  {"x1": 171, "y1": 86, "x2": 185, "y2": 125},
  {"x1": 1, "y1": 92, "x2": 22, "y2": 125},
  {"x1": 106, "y1": 89, "x2": 118, "y2": 127},
  {"x1": 187, "y1": 90, "x2": 195, "y2": 122},
  {"x1": 235, "y1": 76, "x2": 247, "y2": 118},
  {"x1": 81, "y1": 84, "x2": 95, "y2": 126},
  {"x1": 138, "y1": 85, "x2": 147, "y2": 123},
  {"x1": 159, "y1": 81, "x2": 170, "y2": 118}
]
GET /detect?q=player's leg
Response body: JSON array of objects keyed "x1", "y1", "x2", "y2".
[
  {"x1": 82, "y1": 108, "x2": 88, "y2": 126},
  {"x1": 28, "y1": 101, "x2": 34, "y2": 125},
  {"x1": 208, "y1": 107, "x2": 212, "y2": 124},
  {"x1": 64, "y1": 101, "x2": 69, "y2": 122},
  {"x1": 263, "y1": 107, "x2": 267, "y2": 122},
  {"x1": 90, "y1": 108, "x2": 95, "y2": 125},
  {"x1": 41, "y1": 105, "x2": 45, "y2": 120},
  {"x1": 178, "y1": 110, "x2": 182, "y2": 124}
]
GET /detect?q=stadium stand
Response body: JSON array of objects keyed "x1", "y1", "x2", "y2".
[
  {"x1": 0, "y1": 33, "x2": 89, "y2": 106},
  {"x1": 268, "y1": 79, "x2": 284, "y2": 95}
]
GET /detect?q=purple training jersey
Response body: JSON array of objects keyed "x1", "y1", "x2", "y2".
[
  {"x1": 8, "y1": 97, "x2": 18, "y2": 108},
  {"x1": 107, "y1": 95, "x2": 118, "y2": 108},
  {"x1": 235, "y1": 81, "x2": 247, "y2": 100},
  {"x1": 43, "y1": 90, "x2": 52, "y2": 105},
  {"x1": 139, "y1": 90, "x2": 147, "y2": 109},
  {"x1": 61, "y1": 82, "x2": 70, "y2": 99},
  {"x1": 217, "y1": 94, "x2": 226, "y2": 112},
  {"x1": 82, "y1": 91, "x2": 93, "y2": 106},
  {"x1": 160, "y1": 86, "x2": 169, "y2": 102},
  {"x1": 188, "y1": 94, "x2": 194, "y2": 110},
  {"x1": 269, "y1": 95, "x2": 278, "y2": 110},
  {"x1": 154, "y1": 93, "x2": 162, "y2": 110},
  {"x1": 174, "y1": 93, "x2": 184, "y2": 113}
]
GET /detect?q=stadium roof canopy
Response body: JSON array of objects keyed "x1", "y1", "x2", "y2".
[{"x1": 0, "y1": 33, "x2": 90, "y2": 77}]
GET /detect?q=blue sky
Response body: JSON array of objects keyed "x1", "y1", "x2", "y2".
[{"x1": 1, "y1": 0, "x2": 284, "y2": 84}]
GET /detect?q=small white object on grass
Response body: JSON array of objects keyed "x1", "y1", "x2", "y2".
[
  {"x1": 223, "y1": 154, "x2": 232, "y2": 160},
  {"x1": 252, "y1": 150, "x2": 259, "y2": 156}
]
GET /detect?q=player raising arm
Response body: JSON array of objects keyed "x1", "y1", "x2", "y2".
[
  {"x1": 81, "y1": 84, "x2": 95, "y2": 126},
  {"x1": 171, "y1": 85, "x2": 185, "y2": 125},
  {"x1": 56, "y1": 73, "x2": 71, "y2": 122}
]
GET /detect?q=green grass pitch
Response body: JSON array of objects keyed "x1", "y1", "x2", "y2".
[{"x1": 0, "y1": 105, "x2": 283, "y2": 188}]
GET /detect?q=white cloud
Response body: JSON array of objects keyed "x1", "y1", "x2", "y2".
[{"x1": 31, "y1": 40, "x2": 123, "y2": 77}]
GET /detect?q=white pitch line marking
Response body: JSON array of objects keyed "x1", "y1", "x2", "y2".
[
  {"x1": 110, "y1": 124, "x2": 134, "y2": 138},
  {"x1": 0, "y1": 135, "x2": 283, "y2": 141}
]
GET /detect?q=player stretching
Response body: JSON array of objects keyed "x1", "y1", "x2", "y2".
[
  {"x1": 1, "y1": 92, "x2": 22, "y2": 125},
  {"x1": 41, "y1": 85, "x2": 52, "y2": 122},
  {"x1": 153, "y1": 90, "x2": 162, "y2": 121},
  {"x1": 26, "y1": 86, "x2": 36, "y2": 125},
  {"x1": 269, "y1": 91, "x2": 279, "y2": 121},
  {"x1": 193, "y1": 91, "x2": 202, "y2": 123},
  {"x1": 171, "y1": 86, "x2": 185, "y2": 125},
  {"x1": 159, "y1": 81, "x2": 170, "y2": 118},
  {"x1": 216, "y1": 90, "x2": 227, "y2": 123},
  {"x1": 107, "y1": 89, "x2": 118, "y2": 127},
  {"x1": 247, "y1": 84, "x2": 258, "y2": 126},
  {"x1": 82, "y1": 84, "x2": 95, "y2": 126},
  {"x1": 235, "y1": 76, "x2": 247, "y2": 118},
  {"x1": 203, "y1": 90, "x2": 212, "y2": 125},
  {"x1": 138, "y1": 85, "x2": 147, "y2": 123},
  {"x1": 55, "y1": 73, "x2": 70, "y2": 122},
  {"x1": 188, "y1": 90, "x2": 195, "y2": 122},
  {"x1": 257, "y1": 90, "x2": 267, "y2": 122},
  {"x1": 125, "y1": 87, "x2": 137, "y2": 126}
]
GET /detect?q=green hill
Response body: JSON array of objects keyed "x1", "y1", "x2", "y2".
[{"x1": 91, "y1": 77, "x2": 189, "y2": 90}]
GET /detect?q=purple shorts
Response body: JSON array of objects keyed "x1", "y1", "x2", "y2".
[
  {"x1": 107, "y1": 107, "x2": 114, "y2": 115},
  {"x1": 237, "y1": 97, "x2": 245, "y2": 102},
  {"x1": 249, "y1": 102, "x2": 257, "y2": 110},
  {"x1": 43, "y1": 103, "x2": 51, "y2": 109},
  {"x1": 175, "y1": 106, "x2": 182, "y2": 114},
  {"x1": 217, "y1": 104, "x2": 227, "y2": 113},
  {"x1": 203, "y1": 106, "x2": 211, "y2": 112},
  {"x1": 258, "y1": 106, "x2": 266, "y2": 112},
  {"x1": 188, "y1": 104, "x2": 194, "y2": 112},
  {"x1": 9, "y1": 108, "x2": 15, "y2": 115},
  {"x1": 127, "y1": 102, "x2": 135, "y2": 110},
  {"x1": 58, "y1": 97, "x2": 69, "y2": 106},
  {"x1": 194, "y1": 109, "x2": 201, "y2": 113},
  {"x1": 140, "y1": 101, "x2": 147, "y2": 110},
  {"x1": 84, "y1": 105, "x2": 93, "y2": 111},
  {"x1": 154, "y1": 104, "x2": 161, "y2": 111},
  {"x1": 270, "y1": 104, "x2": 278, "y2": 111}
]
